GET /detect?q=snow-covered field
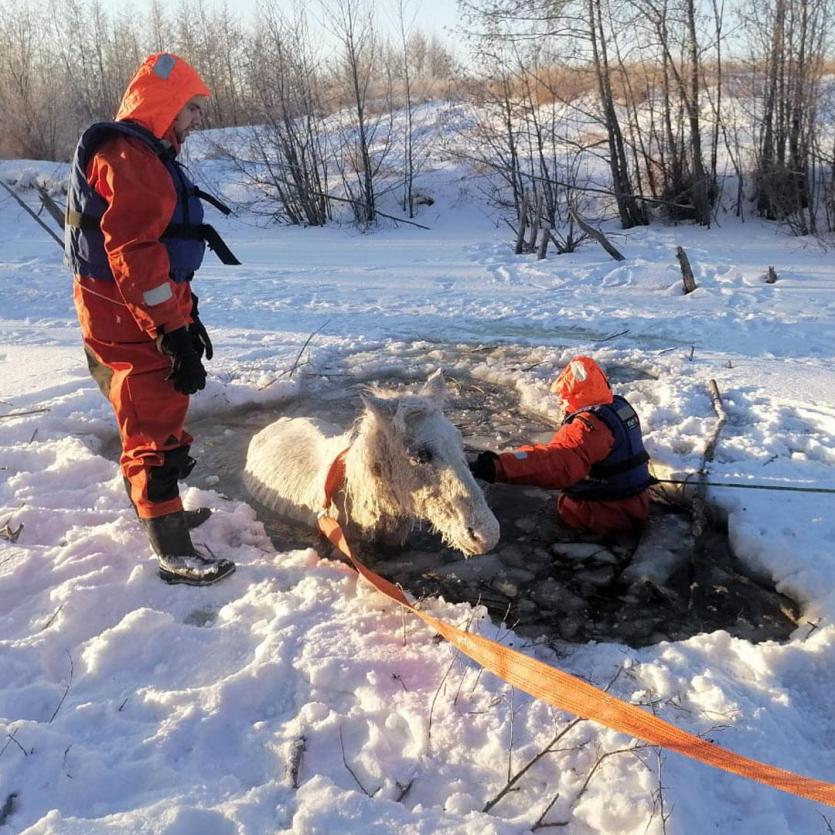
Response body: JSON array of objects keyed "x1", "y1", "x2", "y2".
[{"x1": 2, "y1": 132, "x2": 835, "y2": 834}]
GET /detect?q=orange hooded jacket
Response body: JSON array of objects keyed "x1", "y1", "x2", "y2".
[
  {"x1": 71, "y1": 54, "x2": 212, "y2": 520},
  {"x1": 73, "y1": 52, "x2": 211, "y2": 343},
  {"x1": 495, "y1": 357, "x2": 650, "y2": 536}
]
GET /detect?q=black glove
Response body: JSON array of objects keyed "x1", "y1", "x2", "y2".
[
  {"x1": 161, "y1": 326, "x2": 207, "y2": 395},
  {"x1": 469, "y1": 450, "x2": 498, "y2": 483},
  {"x1": 189, "y1": 294, "x2": 213, "y2": 361}
]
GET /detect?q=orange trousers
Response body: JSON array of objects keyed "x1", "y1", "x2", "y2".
[
  {"x1": 74, "y1": 280, "x2": 192, "y2": 519},
  {"x1": 557, "y1": 491, "x2": 650, "y2": 536}
]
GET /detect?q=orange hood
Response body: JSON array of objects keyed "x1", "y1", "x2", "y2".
[
  {"x1": 115, "y1": 52, "x2": 210, "y2": 140},
  {"x1": 550, "y1": 356, "x2": 613, "y2": 413}
]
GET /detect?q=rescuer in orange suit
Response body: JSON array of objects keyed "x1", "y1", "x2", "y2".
[
  {"x1": 65, "y1": 53, "x2": 239, "y2": 585},
  {"x1": 470, "y1": 356, "x2": 652, "y2": 536}
]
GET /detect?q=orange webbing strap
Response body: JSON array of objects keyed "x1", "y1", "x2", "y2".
[
  {"x1": 322, "y1": 448, "x2": 350, "y2": 509},
  {"x1": 317, "y1": 513, "x2": 835, "y2": 807}
]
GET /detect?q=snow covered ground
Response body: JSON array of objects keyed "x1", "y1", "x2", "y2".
[{"x1": 2, "y1": 138, "x2": 835, "y2": 834}]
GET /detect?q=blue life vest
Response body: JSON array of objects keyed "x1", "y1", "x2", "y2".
[
  {"x1": 64, "y1": 120, "x2": 238, "y2": 283},
  {"x1": 562, "y1": 395, "x2": 651, "y2": 501}
]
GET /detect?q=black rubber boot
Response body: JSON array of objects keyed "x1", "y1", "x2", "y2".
[
  {"x1": 183, "y1": 507, "x2": 212, "y2": 529},
  {"x1": 142, "y1": 511, "x2": 236, "y2": 586},
  {"x1": 124, "y1": 477, "x2": 211, "y2": 529}
]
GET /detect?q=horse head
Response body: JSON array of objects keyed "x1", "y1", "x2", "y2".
[{"x1": 358, "y1": 370, "x2": 500, "y2": 556}]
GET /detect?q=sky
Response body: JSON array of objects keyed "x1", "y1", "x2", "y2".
[{"x1": 104, "y1": 0, "x2": 462, "y2": 39}]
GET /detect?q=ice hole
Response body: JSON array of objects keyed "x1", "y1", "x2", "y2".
[{"x1": 181, "y1": 358, "x2": 798, "y2": 649}]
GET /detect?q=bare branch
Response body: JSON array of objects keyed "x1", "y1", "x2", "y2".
[
  {"x1": 288, "y1": 736, "x2": 306, "y2": 789},
  {"x1": 0, "y1": 180, "x2": 63, "y2": 248},
  {"x1": 339, "y1": 724, "x2": 379, "y2": 797},
  {"x1": 48, "y1": 650, "x2": 74, "y2": 724}
]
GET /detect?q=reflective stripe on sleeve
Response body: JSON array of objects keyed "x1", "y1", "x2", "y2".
[{"x1": 143, "y1": 283, "x2": 173, "y2": 306}]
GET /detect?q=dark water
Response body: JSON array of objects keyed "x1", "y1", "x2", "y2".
[{"x1": 174, "y1": 357, "x2": 798, "y2": 650}]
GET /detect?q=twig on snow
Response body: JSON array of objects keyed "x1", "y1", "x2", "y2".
[
  {"x1": 575, "y1": 744, "x2": 651, "y2": 806},
  {"x1": 399, "y1": 584, "x2": 408, "y2": 646},
  {"x1": 483, "y1": 717, "x2": 585, "y2": 813},
  {"x1": 48, "y1": 651, "x2": 74, "y2": 723},
  {"x1": 534, "y1": 743, "x2": 649, "y2": 830},
  {"x1": 288, "y1": 736, "x2": 306, "y2": 789},
  {"x1": 531, "y1": 792, "x2": 567, "y2": 830},
  {"x1": 506, "y1": 687, "x2": 517, "y2": 783},
  {"x1": 688, "y1": 379, "x2": 727, "y2": 608},
  {"x1": 1, "y1": 731, "x2": 29, "y2": 759},
  {"x1": 63, "y1": 744, "x2": 74, "y2": 779},
  {"x1": 427, "y1": 652, "x2": 458, "y2": 754},
  {"x1": 258, "y1": 320, "x2": 331, "y2": 390},
  {"x1": 0, "y1": 521, "x2": 23, "y2": 544},
  {"x1": 644, "y1": 748, "x2": 672, "y2": 835},
  {"x1": 39, "y1": 603, "x2": 65, "y2": 631},
  {"x1": 0, "y1": 792, "x2": 18, "y2": 826},
  {"x1": 338, "y1": 725, "x2": 379, "y2": 797},
  {"x1": 804, "y1": 619, "x2": 821, "y2": 639},
  {"x1": 484, "y1": 665, "x2": 626, "y2": 815},
  {"x1": 595, "y1": 328, "x2": 630, "y2": 343},
  {"x1": 0, "y1": 179, "x2": 64, "y2": 247},
  {"x1": 396, "y1": 779, "x2": 414, "y2": 802},
  {"x1": 0, "y1": 407, "x2": 51, "y2": 420}
]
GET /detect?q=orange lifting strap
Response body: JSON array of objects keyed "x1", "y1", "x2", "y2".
[{"x1": 317, "y1": 450, "x2": 835, "y2": 808}]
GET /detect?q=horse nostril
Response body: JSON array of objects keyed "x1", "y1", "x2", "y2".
[{"x1": 467, "y1": 527, "x2": 478, "y2": 540}]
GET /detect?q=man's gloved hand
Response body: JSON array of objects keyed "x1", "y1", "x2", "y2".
[
  {"x1": 161, "y1": 326, "x2": 207, "y2": 395},
  {"x1": 189, "y1": 294, "x2": 213, "y2": 361},
  {"x1": 469, "y1": 450, "x2": 498, "y2": 483}
]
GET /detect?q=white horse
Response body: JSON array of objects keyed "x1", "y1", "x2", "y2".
[{"x1": 243, "y1": 370, "x2": 500, "y2": 556}]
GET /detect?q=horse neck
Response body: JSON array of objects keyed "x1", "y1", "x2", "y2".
[{"x1": 343, "y1": 415, "x2": 407, "y2": 532}]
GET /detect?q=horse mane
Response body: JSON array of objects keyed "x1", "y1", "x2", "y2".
[{"x1": 341, "y1": 387, "x2": 436, "y2": 540}]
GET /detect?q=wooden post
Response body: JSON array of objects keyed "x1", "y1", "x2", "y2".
[
  {"x1": 765, "y1": 266, "x2": 778, "y2": 284},
  {"x1": 569, "y1": 209, "x2": 625, "y2": 261},
  {"x1": 514, "y1": 192, "x2": 529, "y2": 255},
  {"x1": 526, "y1": 193, "x2": 542, "y2": 253},
  {"x1": 537, "y1": 228, "x2": 550, "y2": 260},
  {"x1": 676, "y1": 246, "x2": 698, "y2": 293},
  {"x1": 37, "y1": 187, "x2": 65, "y2": 231},
  {"x1": 687, "y1": 379, "x2": 727, "y2": 610},
  {"x1": 0, "y1": 180, "x2": 63, "y2": 248}
]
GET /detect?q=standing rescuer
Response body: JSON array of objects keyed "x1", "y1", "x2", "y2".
[
  {"x1": 470, "y1": 356, "x2": 652, "y2": 537},
  {"x1": 65, "y1": 52, "x2": 239, "y2": 585}
]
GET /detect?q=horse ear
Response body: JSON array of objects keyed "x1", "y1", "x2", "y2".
[
  {"x1": 361, "y1": 392, "x2": 398, "y2": 422},
  {"x1": 421, "y1": 368, "x2": 447, "y2": 404}
]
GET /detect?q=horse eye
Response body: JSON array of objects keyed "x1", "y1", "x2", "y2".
[{"x1": 413, "y1": 445, "x2": 433, "y2": 464}]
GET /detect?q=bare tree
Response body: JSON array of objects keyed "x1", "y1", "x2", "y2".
[
  {"x1": 0, "y1": 0, "x2": 64, "y2": 158},
  {"x1": 587, "y1": 0, "x2": 647, "y2": 226},
  {"x1": 622, "y1": 0, "x2": 717, "y2": 224},
  {"x1": 744, "y1": 0, "x2": 833, "y2": 233},
  {"x1": 320, "y1": 0, "x2": 389, "y2": 226},
  {"x1": 241, "y1": 0, "x2": 331, "y2": 225},
  {"x1": 393, "y1": 0, "x2": 418, "y2": 216},
  {"x1": 459, "y1": 0, "x2": 648, "y2": 228}
]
